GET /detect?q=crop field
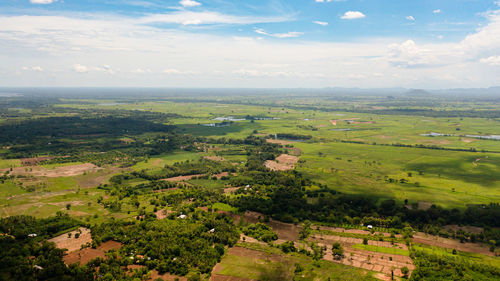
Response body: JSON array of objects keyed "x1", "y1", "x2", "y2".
[{"x1": 1, "y1": 92, "x2": 499, "y2": 281}]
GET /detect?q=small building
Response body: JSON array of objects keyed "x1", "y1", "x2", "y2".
[
  {"x1": 28, "y1": 233, "x2": 37, "y2": 237},
  {"x1": 367, "y1": 225, "x2": 373, "y2": 229},
  {"x1": 178, "y1": 214, "x2": 187, "y2": 219}
]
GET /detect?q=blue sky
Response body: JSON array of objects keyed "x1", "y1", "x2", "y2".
[{"x1": 1, "y1": 0, "x2": 500, "y2": 88}]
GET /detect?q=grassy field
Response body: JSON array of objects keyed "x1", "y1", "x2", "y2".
[
  {"x1": 352, "y1": 244, "x2": 410, "y2": 256},
  {"x1": 295, "y1": 141, "x2": 500, "y2": 208},
  {"x1": 216, "y1": 242, "x2": 378, "y2": 281}
]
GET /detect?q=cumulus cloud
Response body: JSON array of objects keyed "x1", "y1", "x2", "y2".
[
  {"x1": 163, "y1": 68, "x2": 196, "y2": 75},
  {"x1": 254, "y1": 28, "x2": 303, "y2": 38},
  {"x1": 94, "y1": 65, "x2": 115, "y2": 74},
  {"x1": 406, "y1": 16, "x2": 415, "y2": 21},
  {"x1": 179, "y1": 0, "x2": 201, "y2": 7},
  {"x1": 387, "y1": 40, "x2": 438, "y2": 68},
  {"x1": 2, "y1": 5, "x2": 500, "y2": 88},
  {"x1": 73, "y1": 64, "x2": 88, "y2": 73},
  {"x1": 132, "y1": 68, "x2": 152, "y2": 74},
  {"x1": 341, "y1": 11, "x2": 366, "y2": 20},
  {"x1": 433, "y1": 9, "x2": 441, "y2": 14},
  {"x1": 30, "y1": 0, "x2": 57, "y2": 4},
  {"x1": 313, "y1": 21, "x2": 328, "y2": 26},
  {"x1": 139, "y1": 11, "x2": 290, "y2": 25},
  {"x1": 480, "y1": 55, "x2": 500, "y2": 65},
  {"x1": 22, "y1": 66, "x2": 43, "y2": 72}
]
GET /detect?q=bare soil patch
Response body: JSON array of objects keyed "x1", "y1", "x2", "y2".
[
  {"x1": 149, "y1": 270, "x2": 187, "y2": 281},
  {"x1": 413, "y1": 232, "x2": 493, "y2": 256},
  {"x1": 461, "y1": 137, "x2": 476, "y2": 143},
  {"x1": 63, "y1": 240, "x2": 122, "y2": 265},
  {"x1": 3, "y1": 163, "x2": 102, "y2": 177},
  {"x1": 155, "y1": 209, "x2": 172, "y2": 220},
  {"x1": 204, "y1": 156, "x2": 226, "y2": 161},
  {"x1": 48, "y1": 227, "x2": 92, "y2": 252},
  {"x1": 265, "y1": 154, "x2": 299, "y2": 171},
  {"x1": 266, "y1": 139, "x2": 294, "y2": 145},
  {"x1": 163, "y1": 174, "x2": 204, "y2": 182},
  {"x1": 211, "y1": 274, "x2": 256, "y2": 281},
  {"x1": 443, "y1": 225, "x2": 483, "y2": 234},
  {"x1": 288, "y1": 147, "x2": 302, "y2": 156},
  {"x1": 329, "y1": 120, "x2": 337, "y2": 126},
  {"x1": 99, "y1": 240, "x2": 123, "y2": 251},
  {"x1": 63, "y1": 248, "x2": 105, "y2": 265},
  {"x1": 224, "y1": 187, "x2": 240, "y2": 194},
  {"x1": 21, "y1": 157, "x2": 56, "y2": 166},
  {"x1": 418, "y1": 201, "x2": 432, "y2": 210}
]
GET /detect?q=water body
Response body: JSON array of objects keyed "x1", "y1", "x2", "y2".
[{"x1": 212, "y1": 116, "x2": 246, "y2": 121}]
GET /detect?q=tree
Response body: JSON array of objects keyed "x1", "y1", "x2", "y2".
[
  {"x1": 299, "y1": 220, "x2": 312, "y2": 240},
  {"x1": 401, "y1": 266, "x2": 409, "y2": 279},
  {"x1": 331, "y1": 242, "x2": 344, "y2": 260}
]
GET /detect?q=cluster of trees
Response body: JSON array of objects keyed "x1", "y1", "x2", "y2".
[
  {"x1": 410, "y1": 249, "x2": 500, "y2": 280},
  {"x1": 91, "y1": 212, "x2": 239, "y2": 276},
  {"x1": 230, "y1": 169, "x2": 500, "y2": 245},
  {"x1": 0, "y1": 214, "x2": 93, "y2": 280},
  {"x1": 241, "y1": 223, "x2": 278, "y2": 242}
]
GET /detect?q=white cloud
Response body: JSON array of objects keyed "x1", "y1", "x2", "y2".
[
  {"x1": 341, "y1": 11, "x2": 366, "y2": 20},
  {"x1": 139, "y1": 11, "x2": 290, "y2": 25},
  {"x1": 132, "y1": 68, "x2": 152, "y2": 74},
  {"x1": 313, "y1": 21, "x2": 328, "y2": 26},
  {"x1": 433, "y1": 9, "x2": 441, "y2": 14},
  {"x1": 94, "y1": 65, "x2": 115, "y2": 74},
  {"x1": 30, "y1": 0, "x2": 57, "y2": 4},
  {"x1": 163, "y1": 68, "x2": 196, "y2": 75},
  {"x1": 480, "y1": 55, "x2": 500, "y2": 65},
  {"x1": 73, "y1": 64, "x2": 88, "y2": 73},
  {"x1": 1, "y1": 6, "x2": 500, "y2": 88},
  {"x1": 254, "y1": 28, "x2": 303, "y2": 38},
  {"x1": 406, "y1": 16, "x2": 415, "y2": 21},
  {"x1": 22, "y1": 66, "x2": 44, "y2": 72},
  {"x1": 179, "y1": 0, "x2": 201, "y2": 7}
]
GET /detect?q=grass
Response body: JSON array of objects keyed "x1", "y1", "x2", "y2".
[
  {"x1": 216, "y1": 242, "x2": 378, "y2": 281},
  {"x1": 131, "y1": 151, "x2": 201, "y2": 172},
  {"x1": 412, "y1": 244, "x2": 500, "y2": 268},
  {"x1": 295, "y1": 141, "x2": 500, "y2": 208},
  {"x1": 0, "y1": 159, "x2": 21, "y2": 169},
  {"x1": 211, "y1": 202, "x2": 238, "y2": 213},
  {"x1": 352, "y1": 244, "x2": 409, "y2": 256}
]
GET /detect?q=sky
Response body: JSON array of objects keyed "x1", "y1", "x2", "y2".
[{"x1": 1, "y1": 0, "x2": 500, "y2": 88}]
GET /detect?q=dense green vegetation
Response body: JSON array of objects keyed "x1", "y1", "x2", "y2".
[{"x1": 1, "y1": 91, "x2": 500, "y2": 280}]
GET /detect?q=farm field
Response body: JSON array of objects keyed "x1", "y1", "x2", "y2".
[{"x1": 0, "y1": 91, "x2": 499, "y2": 281}]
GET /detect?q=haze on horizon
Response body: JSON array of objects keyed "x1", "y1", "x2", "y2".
[{"x1": 1, "y1": 0, "x2": 500, "y2": 89}]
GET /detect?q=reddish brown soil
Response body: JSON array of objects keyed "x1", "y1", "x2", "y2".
[
  {"x1": 148, "y1": 270, "x2": 187, "y2": 281},
  {"x1": 98, "y1": 240, "x2": 123, "y2": 252},
  {"x1": 162, "y1": 174, "x2": 204, "y2": 181},
  {"x1": 21, "y1": 157, "x2": 56, "y2": 166},
  {"x1": 329, "y1": 120, "x2": 337, "y2": 126},
  {"x1": 265, "y1": 139, "x2": 295, "y2": 145},
  {"x1": 63, "y1": 248, "x2": 106, "y2": 265},
  {"x1": 63, "y1": 240, "x2": 123, "y2": 265}
]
